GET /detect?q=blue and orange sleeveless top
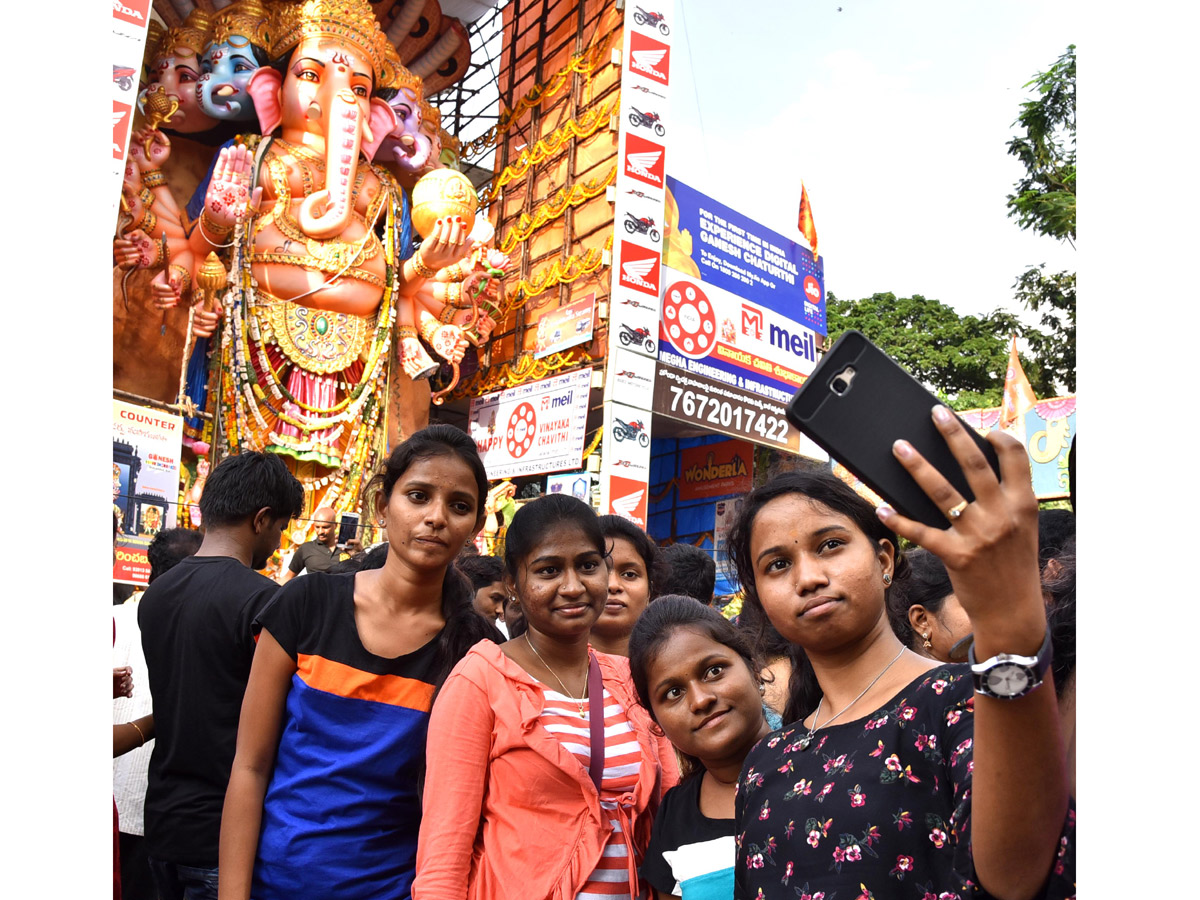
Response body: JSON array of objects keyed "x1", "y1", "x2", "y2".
[{"x1": 252, "y1": 572, "x2": 439, "y2": 900}]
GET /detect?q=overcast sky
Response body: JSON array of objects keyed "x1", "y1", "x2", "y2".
[{"x1": 667, "y1": 0, "x2": 1076, "y2": 320}]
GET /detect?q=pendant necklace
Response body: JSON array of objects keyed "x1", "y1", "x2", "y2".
[
  {"x1": 798, "y1": 646, "x2": 906, "y2": 751},
  {"x1": 526, "y1": 634, "x2": 588, "y2": 718}
]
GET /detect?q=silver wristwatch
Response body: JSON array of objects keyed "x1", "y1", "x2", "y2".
[{"x1": 968, "y1": 627, "x2": 1053, "y2": 699}]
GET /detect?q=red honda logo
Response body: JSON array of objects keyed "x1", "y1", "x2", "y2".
[
  {"x1": 628, "y1": 31, "x2": 670, "y2": 86},
  {"x1": 113, "y1": 0, "x2": 151, "y2": 28},
  {"x1": 618, "y1": 241, "x2": 661, "y2": 296},
  {"x1": 624, "y1": 133, "x2": 665, "y2": 188}
]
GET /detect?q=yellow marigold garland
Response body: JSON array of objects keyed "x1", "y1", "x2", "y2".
[
  {"x1": 505, "y1": 233, "x2": 613, "y2": 310},
  {"x1": 497, "y1": 165, "x2": 617, "y2": 255},
  {"x1": 460, "y1": 40, "x2": 613, "y2": 161},
  {"x1": 481, "y1": 96, "x2": 619, "y2": 205}
]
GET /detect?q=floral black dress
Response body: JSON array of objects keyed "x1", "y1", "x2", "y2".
[{"x1": 733, "y1": 665, "x2": 1075, "y2": 900}]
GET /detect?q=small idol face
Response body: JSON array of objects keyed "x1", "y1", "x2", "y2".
[{"x1": 198, "y1": 38, "x2": 260, "y2": 121}]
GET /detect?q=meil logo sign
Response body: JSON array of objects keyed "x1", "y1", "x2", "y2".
[{"x1": 740, "y1": 304, "x2": 763, "y2": 340}]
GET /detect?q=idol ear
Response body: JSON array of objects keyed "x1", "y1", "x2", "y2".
[
  {"x1": 361, "y1": 97, "x2": 398, "y2": 162},
  {"x1": 247, "y1": 67, "x2": 284, "y2": 135}
]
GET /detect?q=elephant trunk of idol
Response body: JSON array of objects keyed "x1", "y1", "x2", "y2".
[{"x1": 298, "y1": 88, "x2": 367, "y2": 240}]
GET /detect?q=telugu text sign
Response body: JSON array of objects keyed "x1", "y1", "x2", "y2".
[{"x1": 469, "y1": 369, "x2": 592, "y2": 480}]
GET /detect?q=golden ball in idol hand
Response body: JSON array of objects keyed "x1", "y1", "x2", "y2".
[{"x1": 411, "y1": 169, "x2": 478, "y2": 238}]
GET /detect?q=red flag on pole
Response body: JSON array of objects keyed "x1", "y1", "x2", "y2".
[
  {"x1": 798, "y1": 182, "x2": 819, "y2": 261},
  {"x1": 999, "y1": 334, "x2": 1037, "y2": 432}
]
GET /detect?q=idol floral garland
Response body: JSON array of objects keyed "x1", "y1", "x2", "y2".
[{"x1": 217, "y1": 178, "x2": 403, "y2": 507}]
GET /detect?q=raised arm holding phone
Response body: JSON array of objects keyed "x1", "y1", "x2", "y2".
[{"x1": 730, "y1": 333, "x2": 1073, "y2": 900}]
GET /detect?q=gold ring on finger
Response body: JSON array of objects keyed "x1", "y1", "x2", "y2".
[{"x1": 946, "y1": 500, "x2": 968, "y2": 520}]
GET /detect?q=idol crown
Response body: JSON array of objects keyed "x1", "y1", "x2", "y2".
[
  {"x1": 155, "y1": 8, "x2": 213, "y2": 60},
  {"x1": 209, "y1": 0, "x2": 272, "y2": 51},
  {"x1": 274, "y1": 0, "x2": 400, "y2": 90}
]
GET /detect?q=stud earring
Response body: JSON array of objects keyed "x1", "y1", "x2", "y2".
[
  {"x1": 922, "y1": 632, "x2": 932, "y2": 651},
  {"x1": 758, "y1": 682, "x2": 766, "y2": 695},
  {"x1": 882, "y1": 573, "x2": 892, "y2": 585}
]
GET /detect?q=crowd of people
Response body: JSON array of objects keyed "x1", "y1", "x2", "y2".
[{"x1": 113, "y1": 412, "x2": 1077, "y2": 900}]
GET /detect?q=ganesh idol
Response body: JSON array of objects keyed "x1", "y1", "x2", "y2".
[{"x1": 196, "y1": 0, "x2": 473, "y2": 470}]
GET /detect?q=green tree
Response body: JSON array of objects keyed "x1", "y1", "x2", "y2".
[
  {"x1": 825, "y1": 291, "x2": 1040, "y2": 411},
  {"x1": 1006, "y1": 44, "x2": 1076, "y2": 393}
]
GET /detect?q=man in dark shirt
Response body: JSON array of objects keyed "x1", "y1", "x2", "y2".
[
  {"x1": 138, "y1": 451, "x2": 302, "y2": 900},
  {"x1": 279, "y1": 505, "x2": 342, "y2": 583}
]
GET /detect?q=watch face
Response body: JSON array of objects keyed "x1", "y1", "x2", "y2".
[{"x1": 985, "y1": 663, "x2": 1031, "y2": 697}]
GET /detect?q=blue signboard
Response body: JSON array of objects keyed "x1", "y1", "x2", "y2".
[{"x1": 666, "y1": 176, "x2": 826, "y2": 335}]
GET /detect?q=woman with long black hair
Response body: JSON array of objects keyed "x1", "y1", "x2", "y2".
[
  {"x1": 731, "y1": 410, "x2": 1074, "y2": 899},
  {"x1": 219, "y1": 425, "x2": 498, "y2": 900}
]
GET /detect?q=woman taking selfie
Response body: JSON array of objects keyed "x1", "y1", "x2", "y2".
[
  {"x1": 218, "y1": 426, "x2": 497, "y2": 900},
  {"x1": 628, "y1": 596, "x2": 772, "y2": 900},
  {"x1": 590, "y1": 514, "x2": 660, "y2": 657},
  {"x1": 413, "y1": 494, "x2": 678, "y2": 900},
  {"x1": 731, "y1": 409, "x2": 1074, "y2": 899}
]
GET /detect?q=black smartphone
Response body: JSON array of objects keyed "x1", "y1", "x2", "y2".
[
  {"x1": 785, "y1": 330, "x2": 1001, "y2": 530},
  {"x1": 336, "y1": 512, "x2": 360, "y2": 548}
]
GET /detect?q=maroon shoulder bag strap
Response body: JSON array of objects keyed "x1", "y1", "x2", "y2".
[{"x1": 586, "y1": 651, "x2": 605, "y2": 791}]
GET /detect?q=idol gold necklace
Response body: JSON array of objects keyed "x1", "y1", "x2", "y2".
[
  {"x1": 526, "y1": 634, "x2": 588, "y2": 718},
  {"x1": 798, "y1": 646, "x2": 906, "y2": 751}
]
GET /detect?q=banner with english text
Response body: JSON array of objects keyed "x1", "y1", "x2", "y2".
[{"x1": 113, "y1": 399, "x2": 184, "y2": 585}]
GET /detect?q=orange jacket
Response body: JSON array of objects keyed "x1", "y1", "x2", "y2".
[{"x1": 413, "y1": 640, "x2": 680, "y2": 900}]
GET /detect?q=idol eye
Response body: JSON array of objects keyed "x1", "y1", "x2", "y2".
[
  {"x1": 298, "y1": 70, "x2": 319, "y2": 82},
  {"x1": 234, "y1": 62, "x2": 254, "y2": 73},
  {"x1": 353, "y1": 85, "x2": 369, "y2": 98}
]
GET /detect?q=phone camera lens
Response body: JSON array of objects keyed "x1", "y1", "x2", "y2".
[{"x1": 831, "y1": 376, "x2": 849, "y2": 395}]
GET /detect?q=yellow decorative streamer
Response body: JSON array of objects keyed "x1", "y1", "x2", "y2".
[
  {"x1": 497, "y1": 165, "x2": 617, "y2": 255},
  {"x1": 505, "y1": 233, "x2": 613, "y2": 309},
  {"x1": 581, "y1": 426, "x2": 604, "y2": 460},
  {"x1": 461, "y1": 41, "x2": 613, "y2": 160},
  {"x1": 449, "y1": 348, "x2": 598, "y2": 399},
  {"x1": 481, "y1": 96, "x2": 619, "y2": 205}
]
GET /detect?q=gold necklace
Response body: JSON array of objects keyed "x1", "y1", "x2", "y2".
[{"x1": 526, "y1": 634, "x2": 588, "y2": 718}]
